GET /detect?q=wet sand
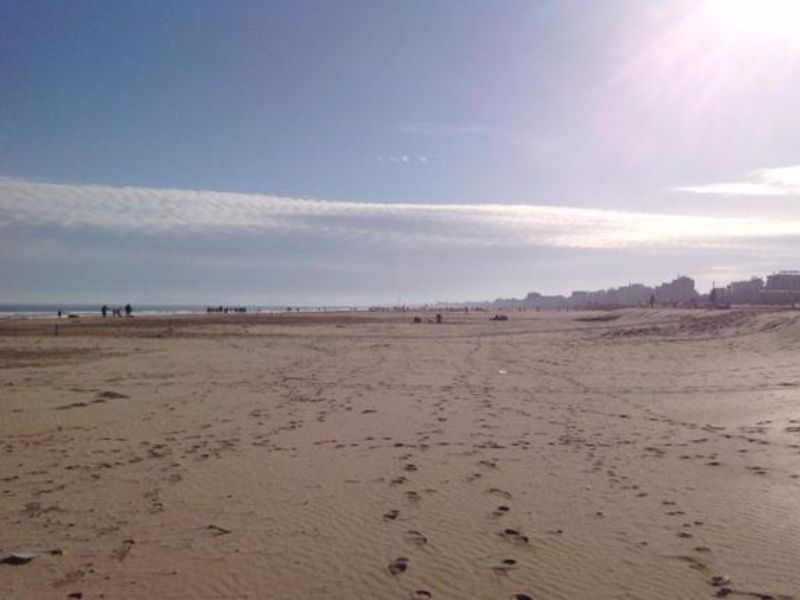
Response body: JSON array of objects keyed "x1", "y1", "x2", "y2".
[{"x1": 1, "y1": 308, "x2": 799, "y2": 599}]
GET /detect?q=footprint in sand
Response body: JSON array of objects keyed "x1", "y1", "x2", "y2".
[
  {"x1": 383, "y1": 510, "x2": 400, "y2": 521},
  {"x1": 487, "y1": 487, "x2": 512, "y2": 499},
  {"x1": 410, "y1": 591, "x2": 432, "y2": 599},
  {"x1": 405, "y1": 491, "x2": 421, "y2": 502},
  {"x1": 500, "y1": 528, "x2": 529, "y2": 544},
  {"x1": 493, "y1": 558, "x2": 519, "y2": 574},
  {"x1": 492, "y1": 505, "x2": 511, "y2": 517},
  {"x1": 403, "y1": 530, "x2": 428, "y2": 546},
  {"x1": 111, "y1": 539, "x2": 134, "y2": 561},
  {"x1": 388, "y1": 557, "x2": 409, "y2": 575}
]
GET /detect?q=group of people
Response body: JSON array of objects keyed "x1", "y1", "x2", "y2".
[
  {"x1": 206, "y1": 305, "x2": 247, "y2": 314},
  {"x1": 102, "y1": 304, "x2": 132, "y2": 318}
]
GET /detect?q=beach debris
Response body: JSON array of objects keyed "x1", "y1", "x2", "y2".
[
  {"x1": 388, "y1": 557, "x2": 409, "y2": 575},
  {"x1": 206, "y1": 524, "x2": 232, "y2": 536},
  {"x1": 0, "y1": 552, "x2": 38, "y2": 565},
  {"x1": 497, "y1": 369, "x2": 508, "y2": 375},
  {"x1": 67, "y1": 593, "x2": 83, "y2": 599}
]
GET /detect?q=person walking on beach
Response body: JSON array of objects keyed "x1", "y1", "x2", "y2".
[
  {"x1": 124, "y1": 303, "x2": 132, "y2": 317},
  {"x1": 102, "y1": 305, "x2": 108, "y2": 318}
]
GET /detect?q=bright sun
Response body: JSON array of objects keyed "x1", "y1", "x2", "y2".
[{"x1": 706, "y1": 0, "x2": 800, "y2": 35}]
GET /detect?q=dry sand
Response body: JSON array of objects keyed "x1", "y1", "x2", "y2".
[{"x1": 1, "y1": 308, "x2": 800, "y2": 599}]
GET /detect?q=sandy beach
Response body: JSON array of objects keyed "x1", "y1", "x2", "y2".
[{"x1": 1, "y1": 308, "x2": 799, "y2": 599}]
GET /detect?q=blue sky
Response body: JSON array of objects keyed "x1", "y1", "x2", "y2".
[{"x1": 2, "y1": 0, "x2": 800, "y2": 304}]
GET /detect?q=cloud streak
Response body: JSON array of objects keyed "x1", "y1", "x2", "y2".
[
  {"x1": 2, "y1": 176, "x2": 799, "y2": 250},
  {"x1": 676, "y1": 165, "x2": 800, "y2": 196},
  {"x1": 392, "y1": 122, "x2": 492, "y2": 136}
]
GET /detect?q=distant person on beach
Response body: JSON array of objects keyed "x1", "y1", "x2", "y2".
[
  {"x1": 102, "y1": 305, "x2": 108, "y2": 318},
  {"x1": 125, "y1": 303, "x2": 132, "y2": 317},
  {"x1": 57, "y1": 310, "x2": 62, "y2": 318}
]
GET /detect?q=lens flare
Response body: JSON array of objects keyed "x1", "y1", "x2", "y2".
[{"x1": 706, "y1": 0, "x2": 800, "y2": 35}]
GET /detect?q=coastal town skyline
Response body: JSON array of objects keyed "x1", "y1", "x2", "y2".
[{"x1": 484, "y1": 269, "x2": 800, "y2": 310}]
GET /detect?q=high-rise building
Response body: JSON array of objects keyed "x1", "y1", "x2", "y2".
[
  {"x1": 727, "y1": 277, "x2": 764, "y2": 304},
  {"x1": 765, "y1": 271, "x2": 800, "y2": 291},
  {"x1": 654, "y1": 276, "x2": 697, "y2": 304}
]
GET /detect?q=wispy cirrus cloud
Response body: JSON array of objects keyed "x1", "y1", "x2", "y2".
[
  {"x1": 1, "y1": 176, "x2": 799, "y2": 250},
  {"x1": 676, "y1": 165, "x2": 800, "y2": 196},
  {"x1": 376, "y1": 154, "x2": 431, "y2": 165},
  {"x1": 392, "y1": 121, "x2": 492, "y2": 136}
]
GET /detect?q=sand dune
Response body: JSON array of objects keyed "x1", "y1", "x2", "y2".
[{"x1": 1, "y1": 308, "x2": 799, "y2": 599}]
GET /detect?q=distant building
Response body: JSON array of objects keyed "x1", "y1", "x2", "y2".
[
  {"x1": 727, "y1": 277, "x2": 763, "y2": 304},
  {"x1": 709, "y1": 286, "x2": 728, "y2": 306},
  {"x1": 762, "y1": 271, "x2": 800, "y2": 305},
  {"x1": 570, "y1": 291, "x2": 590, "y2": 306},
  {"x1": 617, "y1": 283, "x2": 652, "y2": 306},
  {"x1": 765, "y1": 271, "x2": 800, "y2": 291},
  {"x1": 654, "y1": 276, "x2": 697, "y2": 304},
  {"x1": 524, "y1": 292, "x2": 568, "y2": 309}
]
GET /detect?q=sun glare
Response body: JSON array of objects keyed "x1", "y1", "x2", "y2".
[{"x1": 707, "y1": 0, "x2": 800, "y2": 35}]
